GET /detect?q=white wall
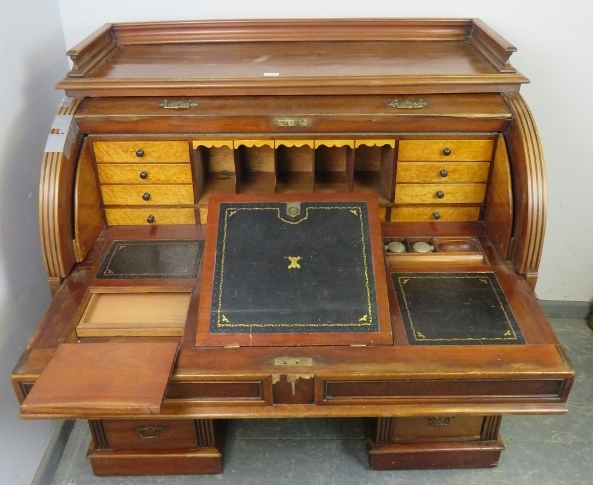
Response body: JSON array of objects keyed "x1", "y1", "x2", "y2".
[
  {"x1": 0, "y1": 2, "x2": 68, "y2": 484},
  {"x1": 55, "y1": 0, "x2": 593, "y2": 302}
]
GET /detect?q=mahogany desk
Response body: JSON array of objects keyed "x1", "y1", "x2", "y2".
[{"x1": 12, "y1": 19, "x2": 574, "y2": 476}]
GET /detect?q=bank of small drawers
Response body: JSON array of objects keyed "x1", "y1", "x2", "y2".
[
  {"x1": 393, "y1": 139, "x2": 494, "y2": 222},
  {"x1": 94, "y1": 141, "x2": 196, "y2": 225}
]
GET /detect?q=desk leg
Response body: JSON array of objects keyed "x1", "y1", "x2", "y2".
[
  {"x1": 364, "y1": 416, "x2": 504, "y2": 470},
  {"x1": 87, "y1": 419, "x2": 226, "y2": 476}
]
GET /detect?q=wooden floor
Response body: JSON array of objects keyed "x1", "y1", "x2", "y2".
[{"x1": 49, "y1": 318, "x2": 593, "y2": 485}]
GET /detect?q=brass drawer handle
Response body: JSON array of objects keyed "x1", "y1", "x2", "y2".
[
  {"x1": 135, "y1": 425, "x2": 165, "y2": 438},
  {"x1": 142, "y1": 192, "x2": 151, "y2": 201},
  {"x1": 436, "y1": 190, "x2": 444, "y2": 199},
  {"x1": 443, "y1": 147, "x2": 451, "y2": 156},
  {"x1": 136, "y1": 148, "x2": 145, "y2": 157},
  {"x1": 147, "y1": 215, "x2": 155, "y2": 223},
  {"x1": 440, "y1": 168, "x2": 448, "y2": 177},
  {"x1": 427, "y1": 416, "x2": 453, "y2": 426},
  {"x1": 140, "y1": 171, "x2": 148, "y2": 179},
  {"x1": 432, "y1": 211, "x2": 441, "y2": 220}
]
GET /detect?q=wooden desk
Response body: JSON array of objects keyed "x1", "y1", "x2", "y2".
[{"x1": 12, "y1": 19, "x2": 573, "y2": 476}]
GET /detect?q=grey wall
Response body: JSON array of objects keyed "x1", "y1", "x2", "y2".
[{"x1": 0, "y1": 2, "x2": 68, "y2": 484}]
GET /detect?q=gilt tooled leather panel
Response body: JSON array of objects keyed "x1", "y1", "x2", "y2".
[
  {"x1": 97, "y1": 240, "x2": 203, "y2": 279},
  {"x1": 392, "y1": 273, "x2": 526, "y2": 345},
  {"x1": 210, "y1": 202, "x2": 378, "y2": 333}
]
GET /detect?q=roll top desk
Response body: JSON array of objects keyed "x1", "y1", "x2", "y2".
[{"x1": 12, "y1": 19, "x2": 573, "y2": 475}]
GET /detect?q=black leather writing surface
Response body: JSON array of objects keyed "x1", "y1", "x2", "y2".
[
  {"x1": 392, "y1": 273, "x2": 525, "y2": 345},
  {"x1": 97, "y1": 240, "x2": 203, "y2": 279},
  {"x1": 210, "y1": 202, "x2": 378, "y2": 333}
]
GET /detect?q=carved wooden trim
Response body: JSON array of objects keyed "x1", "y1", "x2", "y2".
[
  {"x1": 480, "y1": 415, "x2": 502, "y2": 441},
  {"x1": 195, "y1": 419, "x2": 216, "y2": 448},
  {"x1": 66, "y1": 24, "x2": 116, "y2": 78},
  {"x1": 88, "y1": 420, "x2": 109, "y2": 449},
  {"x1": 501, "y1": 92, "x2": 547, "y2": 283},
  {"x1": 39, "y1": 98, "x2": 83, "y2": 290},
  {"x1": 470, "y1": 19, "x2": 517, "y2": 73},
  {"x1": 375, "y1": 417, "x2": 394, "y2": 444}
]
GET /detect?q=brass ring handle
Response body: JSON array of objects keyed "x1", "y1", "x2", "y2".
[{"x1": 142, "y1": 192, "x2": 150, "y2": 201}]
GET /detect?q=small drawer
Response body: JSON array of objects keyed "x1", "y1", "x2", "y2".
[
  {"x1": 101, "y1": 419, "x2": 198, "y2": 451},
  {"x1": 101, "y1": 185, "x2": 194, "y2": 205},
  {"x1": 390, "y1": 206, "x2": 480, "y2": 222},
  {"x1": 94, "y1": 141, "x2": 190, "y2": 163},
  {"x1": 398, "y1": 140, "x2": 494, "y2": 161},
  {"x1": 97, "y1": 164, "x2": 192, "y2": 184},
  {"x1": 396, "y1": 162, "x2": 490, "y2": 183},
  {"x1": 105, "y1": 208, "x2": 196, "y2": 225},
  {"x1": 389, "y1": 416, "x2": 484, "y2": 443},
  {"x1": 395, "y1": 183, "x2": 486, "y2": 204}
]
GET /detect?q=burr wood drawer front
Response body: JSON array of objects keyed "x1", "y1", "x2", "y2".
[
  {"x1": 97, "y1": 164, "x2": 192, "y2": 184},
  {"x1": 387, "y1": 416, "x2": 485, "y2": 443},
  {"x1": 100, "y1": 185, "x2": 194, "y2": 205},
  {"x1": 105, "y1": 208, "x2": 196, "y2": 225},
  {"x1": 396, "y1": 162, "x2": 491, "y2": 183},
  {"x1": 93, "y1": 141, "x2": 191, "y2": 163},
  {"x1": 394, "y1": 183, "x2": 487, "y2": 204},
  {"x1": 99, "y1": 419, "x2": 198, "y2": 451},
  {"x1": 398, "y1": 140, "x2": 494, "y2": 161},
  {"x1": 390, "y1": 206, "x2": 481, "y2": 222}
]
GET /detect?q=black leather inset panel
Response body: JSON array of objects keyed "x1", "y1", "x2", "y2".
[
  {"x1": 210, "y1": 202, "x2": 378, "y2": 333},
  {"x1": 392, "y1": 272, "x2": 525, "y2": 345},
  {"x1": 97, "y1": 240, "x2": 203, "y2": 279}
]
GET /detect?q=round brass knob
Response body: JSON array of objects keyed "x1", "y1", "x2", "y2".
[
  {"x1": 140, "y1": 171, "x2": 148, "y2": 179},
  {"x1": 147, "y1": 215, "x2": 155, "y2": 223},
  {"x1": 443, "y1": 147, "x2": 451, "y2": 156},
  {"x1": 432, "y1": 211, "x2": 441, "y2": 220},
  {"x1": 436, "y1": 190, "x2": 445, "y2": 199},
  {"x1": 142, "y1": 192, "x2": 150, "y2": 201},
  {"x1": 136, "y1": 148, "x2": 145, "y2": 157},
  {"x1": 440, "y1": 168, "x2": 448, "y2": 177}
]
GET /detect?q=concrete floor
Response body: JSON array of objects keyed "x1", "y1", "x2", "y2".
[{"x1": 50, "y1": 318, "x2": 593, "y2": 485}]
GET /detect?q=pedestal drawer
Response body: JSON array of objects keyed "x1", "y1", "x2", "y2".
[
  {"x1": 98, "y1": 419, "x2": 198, "y2": 451},
  {"x1": 398, "y1": 140, "x2": 494, "y2": 161},
  {"x1": 97, "y1": 164, "x2": 192, "y2": 184},
  {"x1": 94, "y1": 141, "x2": 190, "y2": 163},
  {"x1": 395, "y1": 184, "x2": 486, "y2": 204},
  {"x1": 101, "y1": 185, "x2": 194, "y2": 205},
  {"x1": 105, "y1": 208, "x2": 196, "y2": 225},
  {"x1": 389, "y1": 416, "x2": 484, "y2": 443}
]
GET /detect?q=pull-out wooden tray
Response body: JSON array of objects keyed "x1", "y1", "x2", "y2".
[
  {"x1": 21, "y1": 341, "x2": 179, "y2": 417},
  {"x1": 76, "y1": 292, "x2": 191, "y2": 338}
]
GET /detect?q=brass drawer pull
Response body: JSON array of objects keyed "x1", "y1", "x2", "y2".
[
  {"x1": 140, "y1": 171, "x2": 148, "y2": 179},
  {"x1": 436, "y1": 190, "x2": 444, "y2": 199},
  {"x1": 136, "y1": 148, "x2": 145, "y2": 157},
  {"x1": 135, "y1": 425, "x2": 165, "y2": 438},
  {"x1": 427, "y1": 416, "x2": 453, "y2": 426},
  {"x1": 147, "y1": 215, "x2": 155, "y2": 223},
  {"x1": 432, "y1": 211, "x2": 441, "y2": 220},
  {"x1": 443, "y1": 147, "x2": 451, "y2": 156},
  {"x1": 440, "y1": 168, "x2": 448, "y2": 177},
  {"x1": 142, "y1": 192, "x2": 151, "y2": 201}
]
